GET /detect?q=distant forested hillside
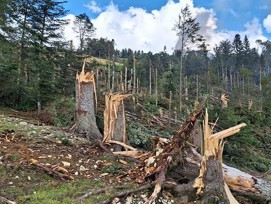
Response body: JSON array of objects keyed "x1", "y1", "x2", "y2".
[{"x1": 1, "y1": 0, "x2": 271, "y2": 173}]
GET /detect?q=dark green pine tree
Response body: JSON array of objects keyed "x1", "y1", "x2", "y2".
[
  {"x1": 243, "y1": 35, "x2": 250, "y2": 53},
  {"x1": 0, "y1": 0, "x2": 36, "y2": 108},
  {"x1": 30, "y1": 0, "x2": 68, "y2": 49},
  {"x1": 28, "y1": 0, "x2": 68, "y2": 108},
  {"x1": 232, "y1": 34, "x2": 244, "y2": 71},
  {"x1": 242, "y1": 35, "x2": 259, "y2": 73}
]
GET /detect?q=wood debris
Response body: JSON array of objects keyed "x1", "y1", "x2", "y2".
[
  {"x1": 30, "y1": 159, "x2": 74, "y2": 181},
  {"x1": 103, "y1": 93, "x2": 131, "y2": 151},
  {"x1": 0, "y1": 196, "x2": 16, "y2": 204},
  {"x1": 221, "y1": 94, "x2": 229, "y2": 108}
]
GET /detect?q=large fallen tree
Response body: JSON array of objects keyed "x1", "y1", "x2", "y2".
[{"x1": 113, "y1": 104, "x2": 271, "y2": 203}]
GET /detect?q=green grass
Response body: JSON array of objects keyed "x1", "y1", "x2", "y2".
[{"x1": 16, "y1": 179, "x2": 109, "y2": 204}]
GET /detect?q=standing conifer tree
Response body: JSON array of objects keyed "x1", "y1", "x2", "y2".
[
  {"x1": 174, "y1": 5, "x2": 203, "y2": 112},
  {"x1": 232, "y1": 34, "x2": 244, "y2": 70},
  {"x1": 73, "y1": 13, "x2": 95, "y2": 52}
]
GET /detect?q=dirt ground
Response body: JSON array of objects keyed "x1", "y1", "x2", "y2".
[{"x1": 0, "y1": 110, "x2": 178, "y2": 204}]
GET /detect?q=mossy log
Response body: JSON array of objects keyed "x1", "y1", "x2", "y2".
[{"x1": 75, "y1": 61, "x2": 102, "y2": 140}]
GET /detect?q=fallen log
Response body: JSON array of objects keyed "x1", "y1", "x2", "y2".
[
  {"x1": 167, "y1": 147, "x2": 271, "y2": 203},
  {"x1": 131, "y1": 104, "x2": 271, "y2": 203}
]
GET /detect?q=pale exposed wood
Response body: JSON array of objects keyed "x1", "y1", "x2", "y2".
[
  {"x1": 0, "y1": 196, "x2": 16, "y2": 204},
  {"x1": 108, "y1": 140, "x2": 137, "y2": 151},
  {"x1": 193, "y1": 109, "x2": 246, "y2": 202},
  {"x1": 224, "y1": 183, "x2": 239, "y2": 204},
  {"x1": 144, "y1": 180, "x2": 163, "y2": 204},
  {"x1": 103, "y1": 93, "x2": 131, "y2": 150},
  {"x1": 76, "y1": 61, "x2": 97, "y2": 110},
  {"x1": 223, "y1": 164, "x2": 258, "y2": 193},
  {"x1": 185, "y1": 147, "x2": 271, "y2": 200},
  {"x1": 248, "y1": 99, "x2": 253, "y2": 110},
  {"x1": 221, "y1": 94, "x2": 229, "y2": 108},
  {"x1": 209, "y1": 123, "x2": 247, "y2": 140},
  {"x1": 32, "y1": 162, "x2": 74, "y2": 180},
  {"x1": 124, "y1": 66, "x2": 127, "y2": 92},
  {"x1": 112, "y1": 151, "x2": 141, "y2": 158},
  {"x1": 133, "y1": 54, "x2": 136, "y2": 94}
]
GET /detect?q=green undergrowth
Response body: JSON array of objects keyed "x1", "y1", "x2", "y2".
[
  {"x1": 16, "y1": 180, "x2": 107, "y2": 204},
  {"x1": 0, "y1": 162, "x2": 122, "y2": 204},
  {"x1": 46, "y1": 96, "x2": 75, "y2": 127},
  {"x1": 127, "y1": 122, "x2": 171, "y2": 150},
  {"x1": 209, "y1": 104, "x2": 271, "y2": 173}
]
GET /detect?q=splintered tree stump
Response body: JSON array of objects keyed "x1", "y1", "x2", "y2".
[
  {"x1": 116, "y1": 103, "x2": 270, "y2": 203},
  {"x1": 193, "y1": 109, "x2": 247, "y2": 203},
  {"x1": 75, "y1": 61, "x2": 102, "y2": 140},
  {"x1": 103, "y1": 93, "x2": 130, "y2": 151}
]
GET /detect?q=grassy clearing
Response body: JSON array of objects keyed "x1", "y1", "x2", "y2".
[{"x1": 0, "y1": 109, "x2": 135, "y2": 204}]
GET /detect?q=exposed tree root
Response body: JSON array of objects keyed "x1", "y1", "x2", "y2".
[{"x1": 142, "y1": 103, "x2": 204, "y2": 203}]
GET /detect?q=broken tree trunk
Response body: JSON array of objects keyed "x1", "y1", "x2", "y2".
[
  {"x1": 131, "y1": 103, "x2": 271, "y2": 203},
  {"x1": 169, "y1": 146, "x2": 271, "y2": 203},
  {"x1": 193, "y1": 109, "x2": 246, "y2": 203},
  {"x1": 141, "y1": 103, "x2": 205, "y2": 204},
  {"x1": 75, "y1": 60, "x2": 102, "y2": 140},
  {"x1": 103, "y1": 93, "x2": 131, "y2": 151},
  {"x1": 221, "y1": 93, "x2": 229, "y2": 108}
]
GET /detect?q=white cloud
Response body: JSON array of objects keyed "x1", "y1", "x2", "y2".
[
  {"x1": 61, "y1": 14, "x2": 80, "y2": 48},
  {"x1": 92, "y1": 0, "x2": 216, "y2": 53},
  {"x1": 243, "y1": 18, "x2": 267, "y2": 48},
  {"x1": 62, "y1": 0, "x2": 269, "y2": 54},
  {"x1": 263, "y1": 15, "x2": 271, "y2": 33},
  {"x1": 84, "y1": 0, "x2": 102, "y2": 13}
]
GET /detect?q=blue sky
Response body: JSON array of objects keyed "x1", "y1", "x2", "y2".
[{"x1": 62, "y1": 0, "x2": 271, "y2": 53}]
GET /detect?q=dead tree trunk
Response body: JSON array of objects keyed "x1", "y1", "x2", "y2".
[
  {"x1": 75, "y1": 61, "x2": 102, "y2": 140},
  {"x1": 103, "y1": 93, "x2": 131, "y2": 151}
]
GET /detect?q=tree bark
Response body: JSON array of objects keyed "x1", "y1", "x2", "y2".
[{"x1": 75, "y1": 61, "x2": 102, "y2": 140}]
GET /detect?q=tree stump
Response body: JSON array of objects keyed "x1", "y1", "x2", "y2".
[
  {"x1": 75, "y1": 61, "x2": 102, "y2": 140},
  {"x1": 103, "y1": 93, "x2": 130, "y2": 151},
  {"x1": 193, "y1": 109, "x2": 246, "y2": 203},
  {"x1": 221, "y1": 94, "x2": 229, "y2": 108}
]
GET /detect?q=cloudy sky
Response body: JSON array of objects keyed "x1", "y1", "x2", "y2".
[{"x1": 62, "y1": 0, "x2": 271, "y2": 53}]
